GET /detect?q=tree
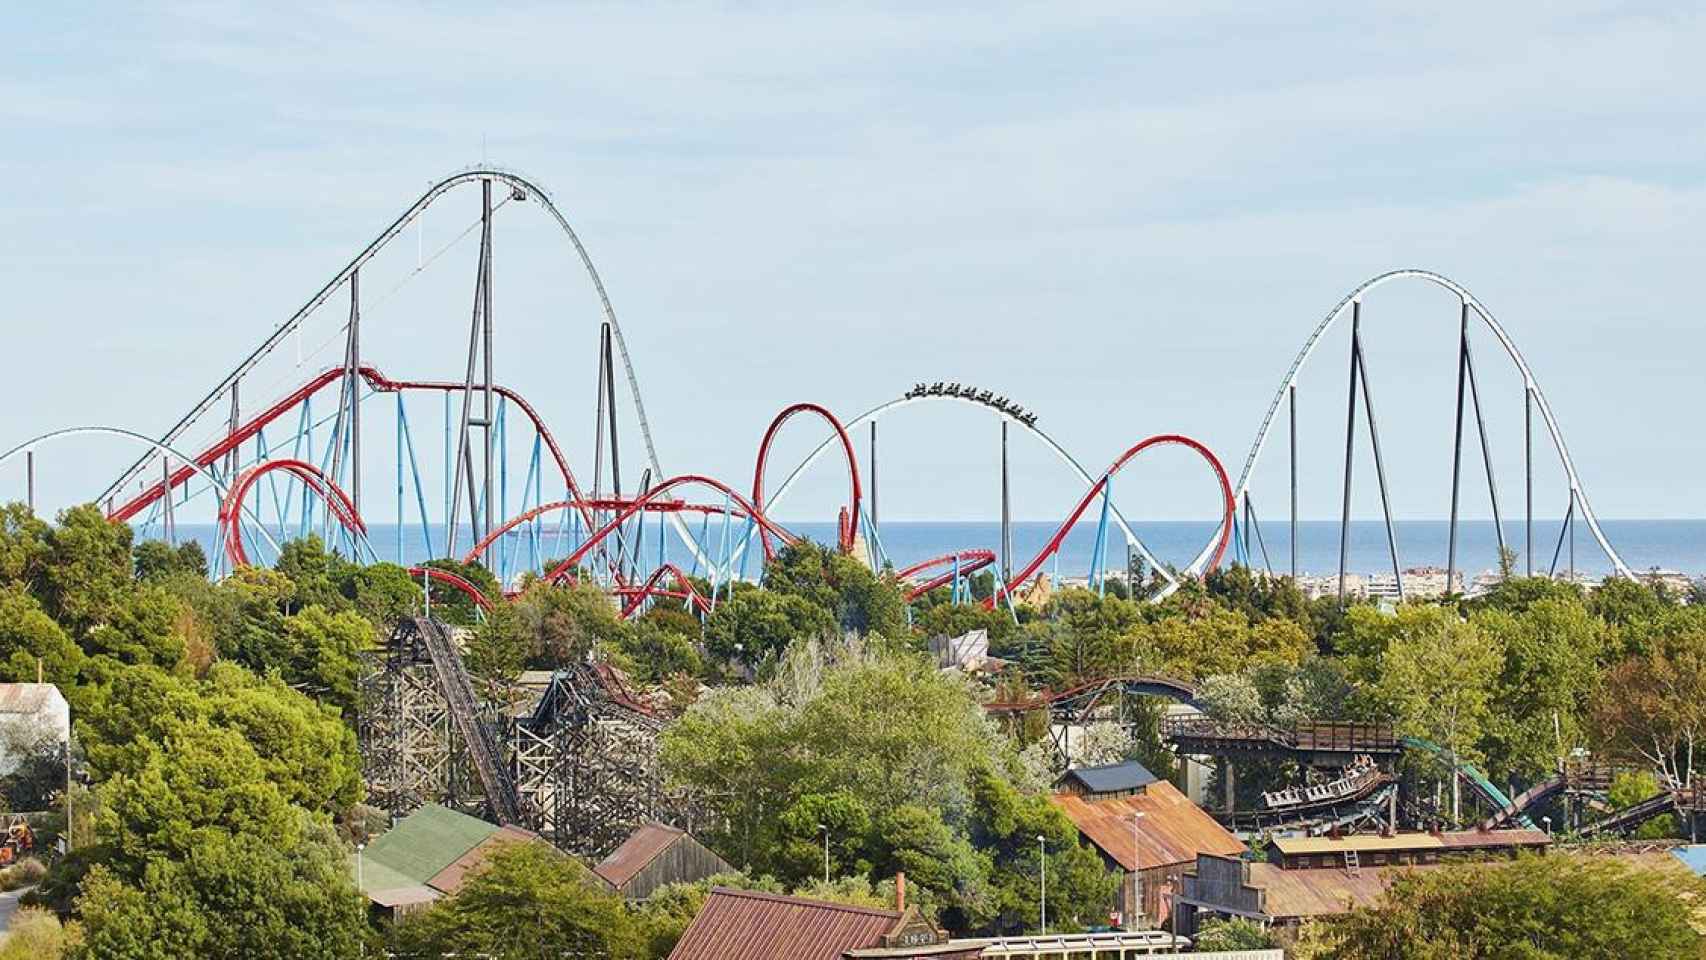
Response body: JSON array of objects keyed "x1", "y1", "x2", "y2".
[
  {"x1": 1474, "y1": 597, "x2": 1604, "y2": 783},
  {"x1": 966, "y1": 766, "x2": 1116, "y2": 934},
  {"x1": 0, "y1": 586, "x2": 82, "y2": 686},
  {"x1": 1608, "y1": 771, "x2": 1680, "y2": 839},
  {"x1": 1329, "y1": 854, "x2": 1703, "y2": 959},
  {"x1": 132, "y1": 540, "x2": 206, "y2": 583},
  {"x1": 1376, "y1": 616, "x2": 1501, "y2": 821},
  {"x1": 1194, "y1": 916, "x2": 1275, "y2": 951},
  {"x1": 38, "y1": 505, "x2": 133, "y2": 638},
  {"x1": 1591, "y1": 630, "x2": 1706, "y2": 788},
  {"x1": 390, "y1": 843, "x2": 646, "y2": 960},
  {"x1": 72, "y1": 818, "x2": 367, "y2": 960},
  {"x1": 763, "y1": 540, "x2": 908, "y2": 638},
  {"x1": 281, "y1": 604, "x2": 374, "y2": 716},
  {"x1": 703, "y1": 588, "x2": 834, "y2": 666}
]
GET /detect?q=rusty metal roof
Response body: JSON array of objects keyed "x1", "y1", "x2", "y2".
[
  {"x1": 1273, "y1": 829, "x2": 1549, "y2": 857},
  {"x1": 425, "y1": 826, "x2": 544, "y2": 895},
  {"x1": 1052, "y1": 780, "x2": 1245, "y2": 871},
  {"x1": 594, "y1": 822, "x2": 687, "y2": 890},
  {"x1": 1246, "y1": 861, "x2": 1413, "y2": 918},
  {"x1": 667, "y1": 888, "x2": 900, "y2": 960}
]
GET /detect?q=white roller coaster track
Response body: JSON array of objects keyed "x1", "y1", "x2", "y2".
[
  {"x1": 753, "y1": 394, "x2": 1237, "y2": 601},
  {"x1": 1233, "y1": 269, "x2": 1632, "y2": 580}
]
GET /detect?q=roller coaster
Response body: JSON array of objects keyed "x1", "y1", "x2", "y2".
[{"x1": 0, "y1": 167, "x2": 1639, "y2": 613}]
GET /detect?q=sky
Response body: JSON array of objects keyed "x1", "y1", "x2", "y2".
[{"x1": 2, "y1": 2, "x2": 1702, "y2": 528}]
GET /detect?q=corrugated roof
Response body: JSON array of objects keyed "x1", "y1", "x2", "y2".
[
  {"x1": 1246, "y1": 862, "x2": 1413, "y2": 918},
  {"x1": 595, "y1": 822, "x2": 687, "y2": 890},
  {"x1": 367, "y1": 884, "x2": 442, "y2": 909},
  {"x1": 1052, "y1": 780, "x2": 1245, "y2": 871},
  {"x1": 1060, "y1": 761, "x2": 1158, "y2": 795},
  {"x1": 1273, "y1": 829, "x2": 1549, "y2": 857},
  {"x1": 426, "y1": 826, "x2": 543, "y2": 895},
  {"x1": 668, "y1": 888, "x2": 899, "y2": 960},
  {"x1": 362, "y1": 803, "x2": 501, "y2": 887}
]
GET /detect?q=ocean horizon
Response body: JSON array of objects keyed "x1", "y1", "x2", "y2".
[{"x1": 150, "y1": 518, "x2": 1703, "y2": 580}]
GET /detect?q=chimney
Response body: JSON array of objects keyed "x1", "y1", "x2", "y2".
[{"x1": 895, "y1": 872, "x2": 906, "y2": 913}]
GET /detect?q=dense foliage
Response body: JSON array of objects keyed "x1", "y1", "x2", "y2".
[{"x1": 3, "y1": 497, "x2": 1705, "y2": 957}]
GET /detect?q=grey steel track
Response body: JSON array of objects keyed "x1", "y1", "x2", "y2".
[
  {"x1": 1233, "y1": 269, "x2": 1632, "y2": 579},
  {"x1": 100, "y1": 166, "x2": 667, "y2": 524}
]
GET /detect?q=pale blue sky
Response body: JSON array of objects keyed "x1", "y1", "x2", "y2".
[{"x1": 2, "y1": 3, "x2": 1702, "y2": 526}]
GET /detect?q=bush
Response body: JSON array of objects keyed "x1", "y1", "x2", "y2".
[
  {"x1": 0, "y1": 906, "x2": 79, "y2": 960},
  {"x1": 0, "y1": 856, "x2": 47, "y2": 891}
]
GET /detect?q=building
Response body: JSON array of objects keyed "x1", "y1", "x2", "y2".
[
  {"x1": 0, "y1": 684, "x2": 69, "y2": 775},
  {"x1": 668, "y1": 884, "x2": 1202, "y2": 959},
  {"x1": 352, "y1": 802, "x2": 547, "y2": 917},
  {"x1": 1173, "y1": 828, "x2": 1550, "y2": 935},
  {"x1": 1051, "y1": 761, "x2": 1246, "y2": 929},
  {"x1": 593, "y1": 822, "x2": 732, "y2": 900},
  {"x1": 930, "y1": 629, "x2": 1002, "y2": 673},
  {"x1": 668, "y1": 886, "x2": 963, "y2": 960}
]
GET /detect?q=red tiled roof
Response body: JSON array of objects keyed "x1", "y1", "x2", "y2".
[
  {"x1": 1053, "y1": 780, "x2": 1246, "y2": 871},
  {"x1": 595, "y1": 822, "x2": 686, "y2": 890},
  {"x1": 668, "y1": 888, "x2": 900, "y2": 960}
]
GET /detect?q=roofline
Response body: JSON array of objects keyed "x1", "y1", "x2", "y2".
[{"x1": 704, "y1": 886, "x2": 902, "y2": 919}]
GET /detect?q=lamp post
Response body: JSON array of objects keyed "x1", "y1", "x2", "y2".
[
  {"x1": 1129, "y1": 811, "x2": 1146, "y2": 930},
  {"x1": 356, "y1": 842, "x2": 366, "y2": 890},
  {"x1": 819, "y1": 823, "x2": 830, "y2": 885},
  {"x1": 1037, "y1": 834, "x2": 1047, "y2": 935},
  {"x1": 1541, "y1": 815, "x2": 1551, "y2": 838}
]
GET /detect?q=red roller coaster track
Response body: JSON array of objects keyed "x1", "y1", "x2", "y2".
[
  {"x1": 218, "y1": 459, "x2": 365, "y2": 569},
  {"x1": 752, "y1": 402, "x2": 860, "y2": 558},
  {"x1": 540, "y1": 475, "x2": 797, "y2": 586},
  {"x1": 408, "y1": 566, "x2": 496, "y2": 612},
  {"x1": 108, "y1": 365, "x2": 595, "y2": 538},
  {"x1": 990, "y1": 434, "x2": 1235, "y2": 608},
  {"x1": 615, "y1": 562, "x2": 711, "y2": 619},
  {"x1": 895, "y1": 549, "x2": 997, "y2": 602}
]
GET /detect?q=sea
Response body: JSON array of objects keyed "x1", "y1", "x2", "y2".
[{"x1": 159, "y1": 519, "x2": 1705, "y2": 580}]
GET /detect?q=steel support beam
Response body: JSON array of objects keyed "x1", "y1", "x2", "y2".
[
  {"x1": 869, "y1": 421, "x2": 878, "y2": 531},
  {"x1": 1337, "y1": 303, "x2": 1360, "y2": 604},
  {"x1": 1001, "y1": 420, "x2": 1012, "y2": 583},
  {"x1": 1289, "y1": 384, "x2": 1297, "y2": 580},
  {"x1": 1525, "y1": 384, "x2": 1533, "y2": 577},
  {"x1": 1463, "y1": 333, "x2": 1508, "y2": 564},
  {"x1": 1447, "y1": 305, "x2": 1468, "y2": 595},
  {"x1": 25, "y1": 451, "x2": 33, "y2": 514},
  {"x1": 447, "y1": 180, "x2": 495, "y2": 555},
  {"x1": 1354, "y1": 321, "x2": 1404, "y2": 601}
]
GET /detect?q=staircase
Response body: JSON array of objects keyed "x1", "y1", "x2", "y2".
[{"x1": 408, "y1": 617, "x2": 524, "y2": 826}]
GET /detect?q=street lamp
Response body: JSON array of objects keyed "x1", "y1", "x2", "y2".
[
  {"x1": 356, "y1": 842, "x2": 366, "y2": 890},
  {"x1": 1129, "y1": 812, "x2": 1147, "y2": 930},
  {"x1": 1541, "y1": 815, "x2": 1551, "y2": 837},
  {"x1": 1037, "y1": 835, "x2": 1047, "y2": 935},
  {"x1": 819, "y1": 823, "x2": 830, "y2": 885}
]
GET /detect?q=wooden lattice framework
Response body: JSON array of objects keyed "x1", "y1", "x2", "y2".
[
  {"x1": 358, "y1": 622, "x2": 680, "y2": 857},
  {"x1": 511, "y1": 664, "x2": 676, "y2": 858},
  {"x1": 356, "y1": 622, "x2": 494, "y2": 821}
]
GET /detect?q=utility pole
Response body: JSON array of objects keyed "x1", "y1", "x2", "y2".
[
  {"x1": 1037, "y1": 835, "x2": 1047, "y2": 935},
  {"x1": 1129, "y1": 812, "x2": 1146, "y2": 930},
  {"x1": 819, "y1": 824, "x2": 830, "y2": 885}
]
